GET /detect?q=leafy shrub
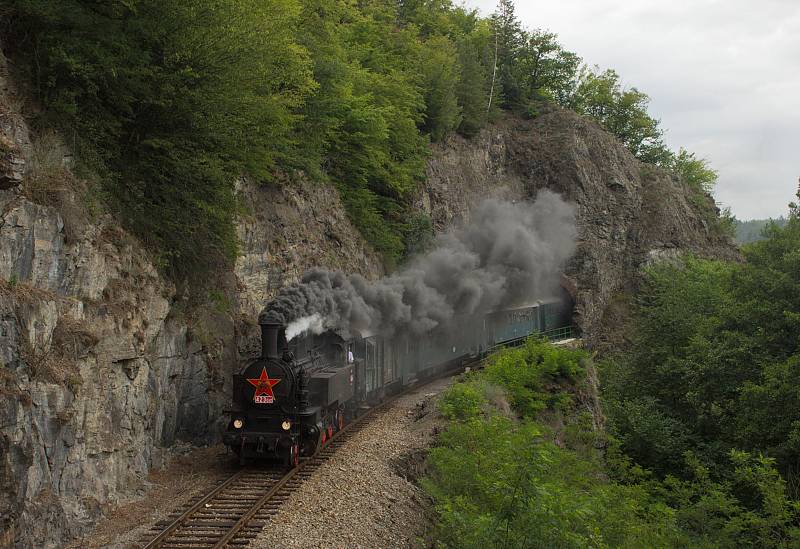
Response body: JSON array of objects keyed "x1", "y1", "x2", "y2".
[
  {"x1": 428, "y1": 319, "x2": 800, "y2": 548},
  {"x1": 659, "y1": 451, "x2": 800, "y2": 548},
  {"x1": 425, "y1": 412, "x2": 682, "y2": 548},
  {"x1": 438, "y1": 381, "x2": 486, "y2": 422},
  {"x1": 482, "y1": 338, "x2": 587, "y2": 417}
]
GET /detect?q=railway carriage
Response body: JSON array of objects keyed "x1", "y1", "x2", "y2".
[{"x1": 223, "y1": 295, "x2": 574, "y2": 465}]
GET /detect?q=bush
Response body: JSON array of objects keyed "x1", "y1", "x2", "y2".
[
  {"x1": 482, "y1": 337, "x2": 587, "y2": 417},
  {"x1": 438, "y1": 381, "x2": 486, "y2": 422},
  {"x1": 425, "y1": 410, "x2": 682, "y2": 548},
  {"x1": 429, "y1": 335, "x2": 800, "y2": 548}
]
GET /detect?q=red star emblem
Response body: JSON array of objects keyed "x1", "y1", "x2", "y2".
[{"x1": 247, "y1": 367, "x2": 281, "y2": 404}]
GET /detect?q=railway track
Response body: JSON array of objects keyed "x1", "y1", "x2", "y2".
[{"x1": 139, "y1": 373, "x2": 452, "y2": 549}]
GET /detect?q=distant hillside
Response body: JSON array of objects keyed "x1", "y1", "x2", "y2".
[{"x1": 735, "y1": 217, "x2": 788, "y2": 244}]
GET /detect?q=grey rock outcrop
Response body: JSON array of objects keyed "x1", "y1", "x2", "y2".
[
  {"x1": 0, "y1": 49, "x2": 27, "y2": 189},
  {"x1": 235, "y1": 177, "x2": 383, "y2": 322},
  {"x1": 421, "y1": 108, "x2": 738, "y2": 347},
  {"x1": 0, "y1": 182, "x2": 381, "y2": 548},
  {"x1": 0, "y1": 191, "x2": 235, "y2": 546}
]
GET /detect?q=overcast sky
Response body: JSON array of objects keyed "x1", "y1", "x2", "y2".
[{"x1": 465, "y1": 0, "x2": 799, "y2": 219}]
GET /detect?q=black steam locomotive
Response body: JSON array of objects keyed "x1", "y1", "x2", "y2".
[{"x1": 223, "y1": 298, "x2": 573, "y2": 465}]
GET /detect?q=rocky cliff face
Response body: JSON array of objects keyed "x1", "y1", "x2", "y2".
[
  {"x1": 0, "y1": 53, "x2": 382, "y2": 547},
  {"x1": 421, "y1": 107, "x2": 738, "y2": 348},
  {"x1": 0, "y1": 61, "x2": 737, "y2": 547}
]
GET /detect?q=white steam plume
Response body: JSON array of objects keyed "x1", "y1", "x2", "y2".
[{"x1": 285, "y1": 314, "x2": 325, "y2": 341}]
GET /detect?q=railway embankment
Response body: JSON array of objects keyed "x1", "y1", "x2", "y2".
[
  {"x1": 1, "y1": 42, "x2": 737, "y2": 548},
  {"x1": 247, "y1": 377, "x2": 451, "y2": 549},
  {"x1": 419, "y1": 339, "x2": 643, "y2": 547}
]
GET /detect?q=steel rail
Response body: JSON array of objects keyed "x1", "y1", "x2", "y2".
[
  {"x1": 141, "y1": 364, "x2": 466, "y2": 548},
  {"x1": 141, "y1": 470, "x2": 247, "y2": 549}
]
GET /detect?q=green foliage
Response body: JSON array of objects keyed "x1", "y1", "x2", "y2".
[
  {"x1": 454, "y1": 26, "x2": 491, "y2": 137},
  {"x1": 426, "y1": 342, "x2": 683, "y2": 548},
  {"x1": 483, "y1": 337, "x2": 586, "y2": 417},
  {"x1": 429, "y1": 326, "x2": 800, "y2": 547},
  {"x1": 438, "y1": 381, "x2": 485, "y2": 422},
  {"x1": 426, "y1": 416, "x2": 684, "y2": 548},
  {"x1": 601, "y1": 213, "x2": 800, "y2": 543},
  {"x1": 5, "y1": 0, "x2": 313, "y2": 277},
  {"x1": 286, "y1": 0, "x2": 432, "y2": 263},
  {"x1": 491, "y1": 0, "x2": 525, "y2": 109},
  {"x1": 419, "y1": 35, "x2": 462, "y2": 141},
  {"x1": 3, "y1": 0, "x2": 731, "y2": 273},
  {"x1": 403, "y1": 212, "x2": 435, "y2": 257},
  {"x1": 667, "y1": 147, "x2": 719, "y2": 192},
  {"x1": 207, "y1": 289, "x2": 231, "y2": 315},
  {"x1": 661, "y1": 451, "x2": 800, "y2": 547},
  {"x1": 603, "y1": 253, "x2": 800, "y2": 475},
  {"x1": 573, "y1": 68, "x2": 670, "y2": 164},
  {"x1": 517, "y1": 29, "x2": 582, "y2": 105}
]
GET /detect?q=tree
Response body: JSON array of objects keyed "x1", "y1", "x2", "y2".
[
  {"x1": 4, "y1": 0, "x2": 314, "y2": 277},
  {"x1": 573, "y1": 68, "x2": 668, "y2": 162},
  {"x1": 517, "y1": 29, "x2": 581, "y2": 105},
  {"x1": 456, "y1": 32, "x2": 490, "y2": 136},
  {"x1": 667, "y1": 148, "x2": 718, "y2": 192},
  {"x1": 790, "y1": 178, "x2": 800, "y2": 219},
  {"x1": 605, "y1": 220, "x2": 800, "y2": 480},
  {"x1": 419, "y1": 35, "x2": 462, "y2": 141},
  {"x1": 491, "y1": 0, "x2": 524, "y2": 108}
]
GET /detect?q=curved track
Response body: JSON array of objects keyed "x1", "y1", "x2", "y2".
[{"x1": 139, "y1": 374, "x2": 448, "y2": 549}]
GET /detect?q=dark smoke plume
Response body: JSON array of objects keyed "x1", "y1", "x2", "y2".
[{"x1": 262, "y1": 191, "x2": 577, "y2": 339}]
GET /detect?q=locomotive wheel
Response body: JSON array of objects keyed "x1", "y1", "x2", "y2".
[{"x1": 301, "y1": 437, "x2": 317, "y2": 456}]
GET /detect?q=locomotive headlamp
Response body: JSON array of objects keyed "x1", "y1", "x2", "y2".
[
  {"x1": 233, "y1": 419, "x2": 244, "y2": 429},
  {"x1": 281, "y1": 420, "x2": 292, "y2": 431}
]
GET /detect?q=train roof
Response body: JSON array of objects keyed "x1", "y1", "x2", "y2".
[
  {"x1": 349, "y1": 297, "x2": 565, "y2": 340},
  {"x1": 494, "y1": 297, "x2": 563, "y2": 312}
]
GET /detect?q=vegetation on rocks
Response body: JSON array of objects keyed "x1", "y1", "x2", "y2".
[
  {"x1": 425, "y1": 340, "x2": 682, "y2": 547},
  {"x1": 426, "y1": 187, "x2": 800, "y2": 547},
  {"x1": 2, "y1": 0, "x2": 725, "y2": 275}
]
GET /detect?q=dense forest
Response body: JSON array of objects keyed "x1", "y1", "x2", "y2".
[
  {"x1": 425, "y1": 187, "x2": 800, "y2": 547},
  {"x1": 1, "y1": 0, "x2": 721, "y2": 277}
]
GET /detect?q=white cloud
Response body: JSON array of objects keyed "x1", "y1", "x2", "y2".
[{"x1": 464, "y1": 0, "x2": 800, "y2": 218}]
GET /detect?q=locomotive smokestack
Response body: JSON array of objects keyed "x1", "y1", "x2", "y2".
[{"x1": 260, "y1": 321, "x2": 282, "y2": 359}]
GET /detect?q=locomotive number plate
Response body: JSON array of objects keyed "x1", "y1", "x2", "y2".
[{"x1": 254, "y1": 395, "x2": 274, "y2": 404}]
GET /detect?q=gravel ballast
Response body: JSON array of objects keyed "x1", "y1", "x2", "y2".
[{"x1": 248, "y1": 377, "x2": 451, "y2": 549}]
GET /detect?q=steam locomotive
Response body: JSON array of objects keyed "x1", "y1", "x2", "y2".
[{"x1": 223, "y1": 297, "x2": 573, "y2": 465}]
